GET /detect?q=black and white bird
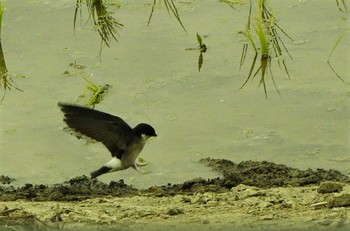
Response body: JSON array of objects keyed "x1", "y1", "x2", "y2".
[{"x1": 58, "y1": 103, "x2": 157, "y2": 179}]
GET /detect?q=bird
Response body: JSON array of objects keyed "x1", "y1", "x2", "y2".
[{"x1": 58, "y1": 103, "x2": 157, "y2": 179}]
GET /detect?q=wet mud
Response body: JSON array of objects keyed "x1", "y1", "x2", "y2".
[
  {"x1": 199, "y1": 158, "x2": 350, "y2": 188},
  {"x1": 1, "y1": 159, "x2": 350, "y2": 230},
  {"x1": 0, "y1": 176, "x2": 15, "y2": 185},
  {"x1": 1, "y1": 158, "x2": 349, "y2": 201}
]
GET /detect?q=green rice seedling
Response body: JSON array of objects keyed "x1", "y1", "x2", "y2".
[
  {"x1": 74, "y1": 0, "x2": 123, "y2": 56},
  {"x1": 239, "y1": 0, "x2": 274, "y2": 97},
  {"x1": 259, "y1": 0, "x2": 292, "y2": 78},
  {"x1": 327, "y1": 29, "x2": 349, "y2": 82},
  {"x1": 186, "y1": 33, "x2": 207, "y2": 52},
  {"x1": 253, "y1": 14, "x2": 269, "y2": 55},
  {"x1": 239, "y1": 3, "x2": 255, "y2": 70},
  {"x1": 197, "y1": 33, "x2": 207, "y2": 53},
  {"x1": 336, "y1": 0, "x2": 348, "y2": 12},
  {"x1": 219, "y1": 0, "x2": 244, "y2": 11},
  {"x1": 82, "y1": 74, "x2": 111, "y2": 108},
  {"x1": 0, "y1": 0, "x2": 2, "y2": 37},
  {"x1": 0, "y1": 0, "x2": 6, "y2": 80},
  {"x1": 148, "y1": 0, "x2": 186, "y2": 31},
  {"x1": 185, "y1": 33, "x2": 207, "y2": 72},
  {"x1": 0, "y1": 1, "x2": 24, "y2": 103},
  {"x1": 239, "y1": 0, "x2": 292, "y2": 97},
  {"x1": 197, "y1": 33, "x2": 207, "y2": 72}
]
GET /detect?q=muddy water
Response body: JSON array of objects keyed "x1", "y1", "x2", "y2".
[{"x1": 0, "y1": 0, "x2": 349, "y2": 188}]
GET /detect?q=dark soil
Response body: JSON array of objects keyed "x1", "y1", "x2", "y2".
[
  {"x1": 199, "y1": 158, "x2": 350, "y2": 188},
  {"x1": 0, "y1": 176, "x2": 15, "y2": 185},
  {"x1": 1, "y1": 158, "x2": 349, "y2": 201}
]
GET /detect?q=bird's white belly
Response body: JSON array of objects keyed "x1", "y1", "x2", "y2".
[
  {"x1": 105, "y1": 157, "x2": 124, "y2": 171},
  {"x1": 104, "y1": 136, "x2": 148, "y2": 172}
]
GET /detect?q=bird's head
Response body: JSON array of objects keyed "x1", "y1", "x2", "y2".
[{"x1": 134, "y1": 123, "x2": 157, "y2": 138}]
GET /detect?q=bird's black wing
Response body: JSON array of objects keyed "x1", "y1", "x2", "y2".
[{"x1": 58, "y1": 103, "x2": 134, "y2": 159}]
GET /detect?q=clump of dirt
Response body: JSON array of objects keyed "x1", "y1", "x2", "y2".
[
  {"x1": 0, "y1": 158, "x2": 349, "y2": 201},
  {"x1": 141, "y1": 177, "x2": 231, "y2": 197},
  {"x1": 0, "y1": 175, "x2": 15, "y2": 185},
  {"x1": 200, "y1": 158, "x2": 350, "y2": 188},
  {"x1": 0, "y1": 176, "x2": 137, "y2": 201}
]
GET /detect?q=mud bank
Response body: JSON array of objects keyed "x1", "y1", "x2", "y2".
[{"x1": 1, "y1": 158, "x2": 350, "y2": 231}]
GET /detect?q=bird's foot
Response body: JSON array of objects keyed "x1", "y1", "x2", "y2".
[
  {"x1": 136, "y1": 157, "x2": 149, "y2": 167},
  {"x1": 132, "y1": 163, "x2": 151, "y2": 174},
  {"x1": 139, "y1": 169, "x2": 152, "y2": 175}
]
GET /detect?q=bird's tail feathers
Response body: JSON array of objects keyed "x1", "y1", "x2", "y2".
[
  {"x1": 90, "y1": 166, "x2": 112, "y2": 179},
  {"x1": 90, "y1": 157, "x2": 123, "y2": 179}
]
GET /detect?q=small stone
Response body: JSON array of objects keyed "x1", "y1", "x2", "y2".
[
  {"x1": 260, "y1": 214, "x2": 274, "y2": 220},
  {"x1": 258, "y1": 201, "x2": 272, "y2": 208},
  {"x1": 0, "y1": 205, "x2": 8, "y2": 213},
  {"x1": 182, "y1": 196, "x2": 191, "y2": 203},
  {"x1": 281, "y1": 201, "x2": 293, "y2": 208},
  {"x1": 167, "y1": 208, "x2": 184, "y2": 216},
  {"x1": 206, "y1": 200, "x2": 218, "y2": 207},
  {"x1": 159, "y1": 214, "x2": 170, "y2": 219},
  {"x1": 202, "y1": 219, "x2": 210, "y2": 224},
  {"x1": 327, "y1": 193, "x2": 350, "y2": 208},
  {"x1": 191, "y1": 193, "x2": 209, "y2": 204},
  {"x1": 317, "y1": 181, "x2": 343, "y2": 194}
]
